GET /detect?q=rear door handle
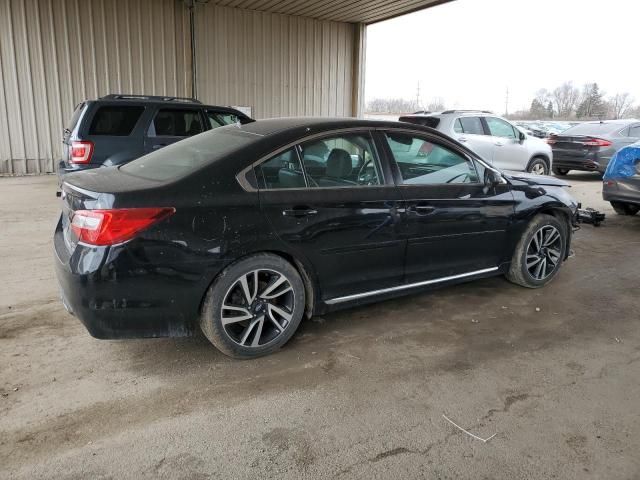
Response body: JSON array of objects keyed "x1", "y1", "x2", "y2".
[
  {"x1": 494, "y1": 142, "x2": 504, "y2": 146},
  {"x1": 282, "y1": 207, "x2": 318, "y2": 217},
  {"x1": 458, "y1": 137, "x2": 467, "y2": 142}
]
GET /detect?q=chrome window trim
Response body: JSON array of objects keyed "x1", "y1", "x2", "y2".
[{"x1": 325, "y1": 266, "x2": 500, "y2": 305}]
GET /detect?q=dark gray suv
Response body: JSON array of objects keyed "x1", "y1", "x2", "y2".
[{"x1": 60, "y1": 94, "x2": 253, "y2": 177}]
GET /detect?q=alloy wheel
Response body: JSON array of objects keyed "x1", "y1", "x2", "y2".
[
  {"x1": 530, "y1": 163, "x2": 546, "y2": 175},
  {"x1": 526, "y1": 225, "x2": 562, "y2": 280},
  {"x1": 220, "y1": 269, "x2": 295, "y2": 347}
]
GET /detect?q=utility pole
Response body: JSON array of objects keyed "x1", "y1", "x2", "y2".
[
  {"x1": 416, "y1": 81, "x2": 421, "y2": 111},
  {"x1": 504, "y1": 87, "x2": 509, "y2": 117}
]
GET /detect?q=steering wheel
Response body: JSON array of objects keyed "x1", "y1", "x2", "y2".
[{"x1": 357, "y1": 158, "x2": 375, "y2": 185}]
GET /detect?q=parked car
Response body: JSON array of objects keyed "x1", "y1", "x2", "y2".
[
  {"x1": 399, "y1": 111, "x2": 553, "y2": 175},
  {"x1": 548, "y1": 119, "x2": 640, "y2": 176},
  {"x1": 59, "y1": 94, "x2": 253, "y2": 177},
  {"x1": 602, "y1": 141, "x2": 640, "y2": 215},
  {"x1": 55, "y1": 117, "x2": 579, "y2": 358}
]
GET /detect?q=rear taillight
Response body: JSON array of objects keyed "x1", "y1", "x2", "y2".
[
  {"x1": 70, "y1": 208, "x2": 175, "y2": 246},
  {"x1": 70, "y1": 140, "x2": 94, "y2": 164},
  {"x1": 583, "y1": 138, "x2": 612, "y2": 147}
]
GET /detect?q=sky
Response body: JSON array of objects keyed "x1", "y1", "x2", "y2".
[{"x1": 365, "y1": 0, "x2": 640, "y2": 113}]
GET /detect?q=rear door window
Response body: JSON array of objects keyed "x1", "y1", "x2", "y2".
[
  {"x1": 149, "y1": 109, "x2": 203, "y2": 137},
  {"x1": 458, "y1": 117, "x2": 485, "y2": 135},
  {"x1": 255, "y1": 149, "x2": 305, "y2": 189},
  {"x1": 88, "y1": 105, "x2": 144, "y2": 136}
]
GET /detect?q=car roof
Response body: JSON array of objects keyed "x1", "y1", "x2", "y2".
[
  {"x1": 236, "y1": 116, "x2": 444, "y2": 137},
  {"x1": 402, "y1": 110, "x2": 494, "y2": 118},
  {"x1": 86, "y1": 94, "x2": 249, "y2": 116}
]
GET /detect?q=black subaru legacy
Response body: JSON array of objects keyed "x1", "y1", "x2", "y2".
[{"x1": 54, "y1": 118, "x2": 579, "y2": 358}]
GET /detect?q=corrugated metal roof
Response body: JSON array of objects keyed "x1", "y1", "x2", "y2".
[{"x1": 207, "y1": 0, "x2": 452, "y2": 24}]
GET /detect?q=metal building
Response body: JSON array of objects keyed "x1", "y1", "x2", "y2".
[{"x1": 0, "y1": 0, "x2": 447, "y2": 174}]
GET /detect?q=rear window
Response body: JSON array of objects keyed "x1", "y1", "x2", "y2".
[
  {"x1": 562, "y1": 123, "x2": 625, "y2": 136},
  {"x1": 66, "y1": 103, "x2": 87, "y2": 131},
  {"x1": 88, "y1": 106, "x2": 144, "y2": 136},
  {"x1": 119, "y1": 126, "x2": 257, "y2": 181}
]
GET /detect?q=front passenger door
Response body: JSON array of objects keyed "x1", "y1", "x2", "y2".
[{"x1": 382, "y1": 131, "x2": 515, "y2": 283}]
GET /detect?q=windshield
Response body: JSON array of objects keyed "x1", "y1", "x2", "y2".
[
  {"x1": 120, "y1": 126, "x2": 258, "y2": 181},
  {"x1": 562, "y1": 123, "x2": 624, "y2": 136}
]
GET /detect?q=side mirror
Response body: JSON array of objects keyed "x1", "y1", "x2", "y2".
[
  {"x1": 484, "y1": 169, "x2": 504, "y2": 187},
  {"x1": 519, "y1": 131, "x2": 526, "y2": 142}
]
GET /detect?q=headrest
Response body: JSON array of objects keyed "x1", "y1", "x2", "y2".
[
  {"x1": 326, "y1": 148, "x2": 352, "y2": 178},
  {"x1": 303, "y1": 141, "x2": 329, "y2": 159}
]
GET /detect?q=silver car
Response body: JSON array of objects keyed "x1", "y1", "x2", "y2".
[{"x1": 399, "y1": 110, "x2": 553, "y2": 175}]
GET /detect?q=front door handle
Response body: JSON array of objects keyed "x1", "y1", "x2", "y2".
[
  {"x1": 494, "y1": 142, "x2": 504, "y2": 147},
  {"x1": 282, "y1": 207, "x2": 318, "y2": 217},
  {"x1": 407, "y1": 204, "x2": 435, "y2": 215},
  {"x1": 458, "y1": 136, "x2": 468, "y2": 143}
]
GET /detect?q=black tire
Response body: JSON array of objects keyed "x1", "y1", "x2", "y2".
[
  {"x1": 552, "y1": 167, "x2": 569, "y2": 176},
  {"x1": 200, "y1": 253, "x2": 306, "y2": 358},
  {"x1": 610, "y1": 201, "x2": 640, "y2": 216},
  {"x1": 527, "y1": 157, "x2": 549, "y2": 175},
  {"x1": 506, "y1": 214, "x2": 568, "y2": 289}
]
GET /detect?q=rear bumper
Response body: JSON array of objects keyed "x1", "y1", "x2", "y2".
[
  {"x1": 53, "y1": 218, "x2": 216, "y2": 339},
  {"x1": 553, "y1": 157, "x2": 602, "y2": 172},
  {"x1": 552, "y1": 153, "x2": 611, "y2": 173},
  {"x1": 602, "y1": 178, "x2": 640, "y2": 205}
]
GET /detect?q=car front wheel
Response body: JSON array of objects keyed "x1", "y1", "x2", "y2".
[
  {"x1": 552, "y1": 167, "x2": 569, "y2": 176},
  {"x1": 200, "y1": 254, "x2": 306, "y2": 358},
  {"x1": 506, "y1": 214, "x2": 567, "y2": 288},
  {"x1": 610, "y1": 201, "x2": 639, "y2": 216},
  {"x1": 527, "y1": 157, "x2": 549, "y2": 175}
]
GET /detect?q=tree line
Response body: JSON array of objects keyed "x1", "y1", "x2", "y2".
[
  {"x1": 366, "y1": 82, "x2": 638, "y2": 120},
  {"x1": 511, "y1": 82, "x2": 637, "y2": 121}
]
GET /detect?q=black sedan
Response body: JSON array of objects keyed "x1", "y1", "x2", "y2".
[{"x1": 54, "y1": 118, "x2": 579, "y2": 358}]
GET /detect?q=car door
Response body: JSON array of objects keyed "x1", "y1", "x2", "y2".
[
  {"x1": 143, "y1": 107, "x2": 205, "y2": 153},
  {"x1": 255, "y1": 130, "x2": 405, "y2": 301},
  {"x1": 453, "y1": 116, "x2": 496, "y2": 163},
  {"x1": 484, "y1": 117, "x2": 527, "y2": 171},
  {"x1": 380, "y1": 129, "x2": 516, "y2": 283}
]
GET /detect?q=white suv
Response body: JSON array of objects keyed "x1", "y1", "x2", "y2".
[{"x1": 399, "y1": 110, "x2": 553, "y2": 175}]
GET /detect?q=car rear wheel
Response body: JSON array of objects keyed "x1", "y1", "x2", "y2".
[
  {"x1": 506, "y1": 214, "x2": 567, "y2": 288},
  {"x1": 200, "y1": 254, "x2": 306, "y2": 358},
  {"x1": 552, "y1": 167, "x2": 569, "y2": 176},
  {"x1": 527, "y1": 157, "x2": 549, "y2": 175},
  {"x1": 610, "y1": 201, "x2": 640, "y2": 216}
]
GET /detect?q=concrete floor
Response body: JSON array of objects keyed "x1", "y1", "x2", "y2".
[{"x1": 1, "y1": 173, "x2": 639, "y2": 479}]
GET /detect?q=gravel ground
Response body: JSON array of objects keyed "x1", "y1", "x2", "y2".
[{"x1": 1, "y1": 173, "x2": 639, "y2": 479}]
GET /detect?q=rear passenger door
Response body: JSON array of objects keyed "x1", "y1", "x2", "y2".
[
  {"x1": 453, "y1": 116, "x2": 495, "y2": 163},
  {"x1": 144, "y1": 107, "x2": 205, "y2": 153},
  {"x1": 256, "y1": 131, "x2": 405, "y2": 301}
]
